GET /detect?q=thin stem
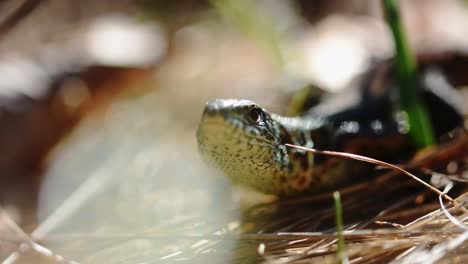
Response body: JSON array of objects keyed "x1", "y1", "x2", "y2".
[
  {"x1": 285, "y1": 144, "x2": 456, "y2": 204},
  {"x1": 382, "y1": 0, "x2": 435, "y2": 148},
  {"x1": 334, "y1": 192, "x2": 347, "y2": 262}
]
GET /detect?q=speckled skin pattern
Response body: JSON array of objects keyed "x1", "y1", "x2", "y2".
[{"x1": 197, "y1": 99, "x2": 407, "y2": 196}]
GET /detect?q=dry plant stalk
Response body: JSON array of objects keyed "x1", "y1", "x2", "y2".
[{"x1": 285, "y1": 143, "x2": 457, "y2": 205}]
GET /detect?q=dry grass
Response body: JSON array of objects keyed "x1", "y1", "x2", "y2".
[
  {"x1": 0, "y1": 132, "x2": 466, "y2": 263},
  {"x1": 235, "y1": 131, "x2": 468, "y2": 263}
]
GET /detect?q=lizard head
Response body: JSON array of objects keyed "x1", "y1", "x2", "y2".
[{"x1": 196, "y1": 99, "x2": 291, "y2": 194}]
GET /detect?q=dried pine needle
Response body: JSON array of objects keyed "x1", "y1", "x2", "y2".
[{"x1": 285, "y1": 143, "x2": 457, "y2": 205}]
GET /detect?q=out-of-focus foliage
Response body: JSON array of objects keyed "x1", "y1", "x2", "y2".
[{"x1": 210, "y1": 0, "x2": 285, "y2": 67}]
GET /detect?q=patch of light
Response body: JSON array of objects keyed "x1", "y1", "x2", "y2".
[
  {"x1": 86, "y1": 15, "x2": 167, "y2": 67},
  {"x1": 0, "y1": 57, "x2": 49, "y2": 100},
  {"x1": 303, "y1": 34, "x2": 368, "y2": 92},
  {"x1": 339, "y1": 121, "x2": 360, "y2": 134},
  {"x1": 370, "y1": 120, "x2": 384, "y2": 134}
]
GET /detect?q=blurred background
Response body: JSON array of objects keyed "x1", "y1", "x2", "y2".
[{"x1": 0, "y1": 0, "x2": 467, "y2": 263}]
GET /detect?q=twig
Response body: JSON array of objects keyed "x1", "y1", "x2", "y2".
[{"x1": 285, "y1": 144, "x2": 457, "y2": 205}]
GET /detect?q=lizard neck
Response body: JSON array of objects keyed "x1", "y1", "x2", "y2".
[{"x1": 269, "y1": 114, "x2": 331, "y2": 194}]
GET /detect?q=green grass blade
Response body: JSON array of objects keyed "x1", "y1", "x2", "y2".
[
  {"x1": 383, "y1": 0, "x2": 435, "y2": 148},
  {"x1": 334, "y1": 191, "x2": 347, "y2": 263}
]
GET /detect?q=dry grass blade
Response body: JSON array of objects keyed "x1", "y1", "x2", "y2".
[
  {"x1": 0, "y1": 208, "x2": 76, "y2": 264},
  {"x1": 285, "y1": 144, "x2": 458, "y2": 205},
  {"x1": 391, "y1": 190, "x2": 468, "y2": 263},
  {"x1": 439, "y1": 184, "x2": 468, "y2": 231}
]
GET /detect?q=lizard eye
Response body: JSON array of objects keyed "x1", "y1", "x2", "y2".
[{"x1": 247, "y1": 106, "x2": 264, "y2": 124}]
